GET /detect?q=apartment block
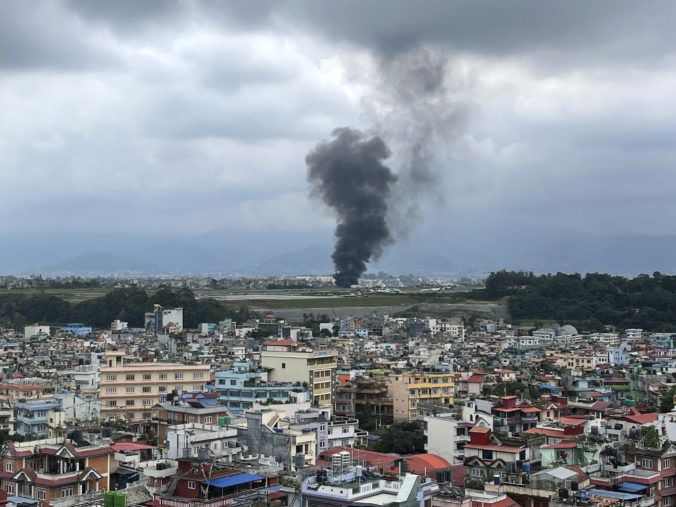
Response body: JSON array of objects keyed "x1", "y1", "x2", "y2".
[
  {"x1": 260, "y1": 340, "x2": 337, "y2": 410},
  {"x1": 99, "y1": 351, "x2": 210, "y2": 430},
  {"x1": 388, "y1": 372, "x2": 454, "y2": 421}
]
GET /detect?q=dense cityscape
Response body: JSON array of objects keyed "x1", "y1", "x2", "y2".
[
  {"x1": 3, "y1": 1, "x2": 675, "y2": 507},
  {"x1": 0, "y1": 272, "x2": 674, "y2": 507}
]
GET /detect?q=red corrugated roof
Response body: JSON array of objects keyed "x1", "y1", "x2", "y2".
[{"x1": 404, "y1": 454, "x2": 451, "y2": 472}]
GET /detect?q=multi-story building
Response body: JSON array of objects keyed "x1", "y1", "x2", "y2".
[
  {"x1": 214, "y1": 364, "x2": 305, "y2": 411},
  {"x1": 155, "y1": 402, "x2": 231, "y2": 443},
  {"x1": 59, "y1": 323, "x2": 92, "y2": 336},
  {"x1": 491, "y1": 396, "x2": 541, "y2": 435},
  {"x1": 0, "y1": 438, "x2": 113, "y2": 505},
  {"x1": 24, "y1": 324, "x2": 50, "y2": 340},
  {"x1": 388, "y1": 372, "x2": 454, "y2": 421},
  {"x1": 165, "y1": 423, "x2": 241, "y2": 462},
  {"x1": 0, "y1": 383, "x2": 47, "y2": 405},
  {"x1": 144, "y1": 305, "x2": 183, "y2": 334},
  {"x1": 15, "y1": 399, "x2": 61, "y2": 438},
  {"x1": 301, "y1": 466, "x2": 440, "y2": 507},
  {"x1": 335, "y1": 378, "x2": 394, "y2": 427},
  {"x1": 99, "y1": 351, "x2": 210, "y2": 432},
  {"x1": 260, "y1": 340, "x2": 337, "y2": 410},
  {"x1": 424, "y1": 414, "x2": 474, "y2": 465}
]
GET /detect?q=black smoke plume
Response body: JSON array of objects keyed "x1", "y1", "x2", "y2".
[{"x1": 306, "y1": 127, "x2": 397, "y2": 287}]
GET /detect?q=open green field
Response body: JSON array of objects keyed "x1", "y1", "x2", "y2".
[{"x1": 0, "y1": 288, "x2": 109, "y2": 303}]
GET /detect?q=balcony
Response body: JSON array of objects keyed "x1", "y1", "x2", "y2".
[{"x1": 17, "y1": 414, "x2": 48, "y2": 425}]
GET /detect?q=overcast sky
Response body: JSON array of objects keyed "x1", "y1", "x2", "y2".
[{"x1": 2, "y1": 1, "x2": 676, "y2": 261}]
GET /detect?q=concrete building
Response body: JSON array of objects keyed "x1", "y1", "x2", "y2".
[
  {"x1": 15, "y1": 399, "x2": 62, "y2": 438},
  {"x1": 155, "y1": 401, "x2": 231, "y2": 443},
  {"x1": 388, "y1": 372, "x2": 454, "y2": 421},
  {"x1": 424, "y1": 414, "x2": 474, "y2": 465},
  {"x1": 214, "y1": 364, "x2": 306, "y2": 411},
  {"x1": 301, "y1": 466, "x2": 440, "y2": 507},
  {"x1": 165, "y1": 423, "x2": 241, "y2": 462},
  {"x1": 145, "y1": 305, "x2": 183, "y2": 334},
  {"x1": 59, "y1": 323, "x2": 92, "y2": 336},
  {"x1": 260, "y1": 340, "x2": 337, "y2": 410},
  {"x1": 99, "y1": 351, "x2": 209, "y2": 431},
  {"x1": 236, "y1": 409, "x2": 316, "y2": 471},
  {"x1": 24, "y1": 324, "x2": 50, "y2": 340}
]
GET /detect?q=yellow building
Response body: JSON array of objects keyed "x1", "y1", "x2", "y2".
[
  {"x1": 260, "y1": 340, "x2": 337, "y2": 410},
  {"x1": 388, "y1": 372, "x2": 455, "y2": 421},
  {"x1": 99, "y1": 351, "x2": 210, "y2": 429}
]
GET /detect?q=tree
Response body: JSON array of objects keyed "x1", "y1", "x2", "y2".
[
  {"x1": 640, "y1": 425, "x2": 661, "y2": 448},
  {"x1": 660, "y1": 386, "x2": 676, "y2": 413},
  {"x1": 358, "y1": 402, "x2": 376, "y2": 431},
  {"x1": 372, "y1": 422, "x2": 425, "y2": 455}
]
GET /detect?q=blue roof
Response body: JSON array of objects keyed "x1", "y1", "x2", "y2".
[
  {"x1": 539, "y1": 384, "x2": 560, "y2": 390},
  {"x1": 618, "y1": 481, "x2": 649, "y2": 493},
  {"x1": 205, "y1": 473, "x2": 264, "y2": 488},
  {"x1": 588, "y1": 489, "x2": 642, "y2": 500}
]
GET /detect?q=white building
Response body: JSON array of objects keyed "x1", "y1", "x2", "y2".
[
  {"x1": 424, "y1": 414, "x2": 473, "y2": 465},
  {"x1": 166, "y1": 423, "x2": 241, "y2": 462},
  {"x1": 24, "y1": 324, "x2": 50, "y2": 339}
]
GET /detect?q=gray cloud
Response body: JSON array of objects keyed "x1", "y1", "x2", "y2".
[{"x1": 1, "y1": 0, "x2": 676, "y2": 274}]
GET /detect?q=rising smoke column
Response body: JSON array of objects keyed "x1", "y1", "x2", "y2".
[{"x1": 307, "y1": 127, "x2": 397, "y2": 287}]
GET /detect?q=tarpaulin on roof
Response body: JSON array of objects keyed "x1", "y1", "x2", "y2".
[
  {"x1": 205, "y1": 473, "x2": 264, "y2": 488},
  {"x1": 618, "y1": 481, "x2": 649, "y2": 493}
]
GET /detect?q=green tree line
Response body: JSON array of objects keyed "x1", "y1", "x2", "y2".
[
  {"x1": 482, "y1": 270, "x2": 676, "y2": 332},
  {"x1": 0, "y1": 287, "x2": 252, "y2": 330}
]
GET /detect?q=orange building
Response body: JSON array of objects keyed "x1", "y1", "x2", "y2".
[{"x1": 0, "y1": 439, "x2": 113, "y2": 504}]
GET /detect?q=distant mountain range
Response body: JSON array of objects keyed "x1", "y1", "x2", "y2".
[{"x1": 2, "y1": 227, "x2": 676, "y2": 277}]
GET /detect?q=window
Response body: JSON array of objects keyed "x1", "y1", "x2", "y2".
[
  {"x1": 342, "y1": 427, "x2": 350, "y2": 433},
  {"x1": 108, "y1": 401, "x2": 117, "y2": 407},
  {"x1": 471, "y1": 468, "x2": 483, "y2": 478},
  {"x1": 37, "y1": 489, "x2": 46, "y2": 500},
  {"x1": 665, "y1": 497, "x2": 672, "y2": 506},
  {"x1": 282, "y1": 362, "x2": 286, "y2": 369},
  {"x1": 61, "y1": 486, "x2": 73, "y2": 497},
  {"x1": 205, "y1": 416, "x2": 212, "y2": 424},
  {"x1": 160, "y1": 373, "x2": 168, "y2": 380},
  {"x1": 143, "y1": 412, "x2": 153, "y2": 419},
  {"x1": 143, "y1": 399, "x2": 151, "y2": 406},
  {"x1": 643, "y1": 458, "x2": 653, "y2": 468},
  {"x1": 143, "y1": 387, "x2": 152, "y2": 393},
  {"x1": 230, "y1": 380, "x2": 236, "y2": 386},
  {"x1": 126, "y1": 387, "x2": 135, "y2": 393},
  {"x1": 193, "y1": 385, "x2": 202, "y2": 391},
  {"x1": 665, "y1": 477, "x2": 673, "y2": 488},
  {"x1": 189, "y1": 416, "x2": 195, "y2": 423},
  {"x1": 188, "y1": 481, "x2": 196, "y2": 490},
  {"x1": 126, "y1": 374, "x2": 135, "y2": 381},
  {"x1": 482, "y1": 450, "x2": 493, "y2": 460},
  {"x1": 175, "y1": 373, "x2": 184, "y2": 380},
  {"x1": 5, "y1": 461, "x2": 13, "y2": 472},
  {"x1": 6, "y1": 484, "x2": 15, "y2": 494},
  {"x1": 106, "y1": 375, "x2": 117, "y2": 381},
  {"x1": 193, "y1": 372, "x2": 204, "y2": 379},
  {"x1": 105, "y1": 387, "x2": 117, "y2": 394},
  {"x1": 126, "y1": 400, "x2": 135, "y2": 406},
  {"x1": 143, "y1": 374, "x2": 152, "y2": 380},
  {"x1": 159, "y1": 386, "x2": 167, "y2": 392},
  {"x1": 665, "y1": 459, "x2": 671, "y2": 469}
]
